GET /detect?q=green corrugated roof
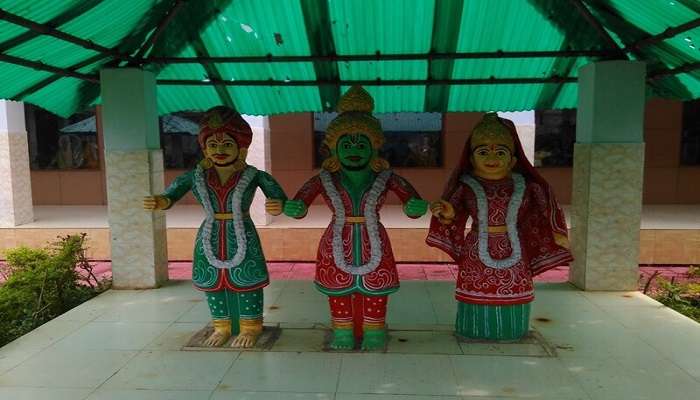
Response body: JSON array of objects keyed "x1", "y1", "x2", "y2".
[{"x1": 0, "y1": 0, "x2": 698, "y2": 117}]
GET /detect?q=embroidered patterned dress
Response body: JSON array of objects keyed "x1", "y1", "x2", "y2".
[
  {"x1": 441, "y1": 175, "x2": 572, "y2": 306},
  {"x1": 293, "y1": 170, "x2": 420, "y2": 296},
  {"x1": 163, "y1": 165, "x2": 286, "y2": 292}
]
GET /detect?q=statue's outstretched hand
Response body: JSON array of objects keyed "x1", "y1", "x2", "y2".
[
  {"x1": 265, "y1": 199, "x2": 284, "y2": 216},
  {"x1": 283, "y1": 200, "x2": 307, "y2": 218},
  {"x1": 143, "y1": 195, "x2": 170, "y2": 211},
  {"x1": 404, "y1": 197, "x2": 429, "y2": 217},
  {"x1": 430, "y1": 200, "x2": 455, "y2": 224}
]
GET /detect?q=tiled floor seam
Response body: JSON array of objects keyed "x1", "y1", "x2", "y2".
[
  {"x1": 207, "y1": 351, "x2": 243, "y2": 400},
  {"x1": 333, "y1": 353, "x2": 344, "y2": 397},
  {"x1": 631, "y1": 322, "x2": 700, "y2": 384},
  {"x1": 0, "y1": 318, "x2": 91, "y2": 378},
  {"x1": 553, "y1": 354, "x2": 597, "y2": 400},
  {"x1": 76, "y1": 347, "x2": 143, "y2": 398},
  {"x1": 579, "y1": 292, "x2": 700, "y2": 384}
]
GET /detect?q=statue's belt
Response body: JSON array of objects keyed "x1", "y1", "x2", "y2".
[
  {"x1": 213, "y1": 212, "x2": 249, "y2": 220},
  {"x1": 486, "y1": 225, "x2": 508, "y2": 234},
  {"x1": 345, "y1": 216, "x2": 366, "y2": 224}
]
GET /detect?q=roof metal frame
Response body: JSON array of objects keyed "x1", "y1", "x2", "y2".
[
  {"x1": 0, "y1": 8, "x2": 137, "y2": 63},
  {"x1": 131, "y1": 0, "x2": 186, "y2": 63},
  {"x1": 568, "y1": 0, "x2": 626, "y2": 56},
  {"x1": 0, "y1": 1, "x2": 697, "y2": 114},
  {"x1": 146, "y1": 49, "x2": 618, "y2": 64},
  {"x1": 0, "y1": 53, "x2": 99, "y2": 83}
]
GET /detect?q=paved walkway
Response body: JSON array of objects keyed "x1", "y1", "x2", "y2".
[{"x1": 0, "y1": 279, "x2": 698, "y2": 399}]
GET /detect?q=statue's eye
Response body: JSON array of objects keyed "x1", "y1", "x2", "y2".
[
  {"x1": 477, "y1": 149, "x2": 488, "y2": 156},
  {"x1": 224, "y1": 142, "x2": 233, "y2": 147},
  {"x1": 208, "y1": 142, "x2": 217, "y2": 148},
  {"x1": 357, "y1": 143, "x2": 365, "y2": 150},
  {"x1": 343, "y1": 143, "x2": 351, "y2": 149},
  {"x1": 496, "y1": 150, "x2": 507, "y2": 157}
]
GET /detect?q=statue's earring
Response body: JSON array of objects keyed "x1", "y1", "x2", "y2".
[
  {"x1": 199, "y1": 158, "x2": 214, "y2": 169},
  {"x1": 322, "y1": 156, "x2": 341, "y2": 172},
  {"x1": 232, "y1": 148, "x2": 248, "y2": 171},
  {"x1": 370, "y1": 157, "x2": 390, "y2": 172}
]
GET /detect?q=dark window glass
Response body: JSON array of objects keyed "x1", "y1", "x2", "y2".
[
  {"x1": 160, "y1": 112, "x2": 203, "y2": 169},
  {"x1": 534, "y1": 109, "x2": 576, "y2": 167},
  {"x1": 681, "y1": 99, "x2": 700, "y2": 166},
  {"x1": 313, "y1": 112, "x2": 443, "y2": 168},
  {"x1": 25, "y1": 105, "x2": 99, "y2": 170}
]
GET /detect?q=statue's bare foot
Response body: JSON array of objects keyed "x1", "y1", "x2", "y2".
[
  {"x1": 329, "y1": 330, "x2": 355, "y2": 350},
  {"x1": 231, "y1": 333, "x2": 259, "y2": 348},
  {"x1": 203, "y1": 329, "x2": 231, "y2": 347},
  {"x1": 361, "y1": 330, "x2": 386, "y2": 351}
]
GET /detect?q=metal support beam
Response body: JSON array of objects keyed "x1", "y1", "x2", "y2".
[
  {"x1": 649, "y1": 61, "x2": 700, "y2": 80},
  {"x1": 0, "y1": 53, "x2": 99, "y2": 83},
  {"x1": 12, "y1": 53, "x2": 106, "y2": 99},
  {"x1": 0, "y1": 0, "x2": 104, "y2": 53},
  {"x1": 0, "y1": 8, "x2": 136, "y2": 63},
  {"x1": 568, "y1": 0, "x2": 626, "y2": 58},
  {"x1": 157, "y1": 76, "x2": 577, "y2": 87},
  {"x1": 627, "y1": 17, "x2": 700, "y2": 51},
  {"x1": 132, "y1": 0, "x2": 186, "y2": 62},
  {"x1": 147, "y1": 49, "x2": 614, "y2": 65}
]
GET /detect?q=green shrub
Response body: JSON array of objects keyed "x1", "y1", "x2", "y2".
[
  {"x1": 650, "y1": 268, "x2": 700, "y2": 322},
  {"x1": 0, "y1": 234, "x2": 110, "y2": 347}
]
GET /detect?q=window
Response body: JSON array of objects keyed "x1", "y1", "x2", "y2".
[
  {"x1": 681, "y1": 99, "x2": 700, "y2": 166},
  {"x1": 160, "y1": 112, "x2": 202, "y2": 169},
  {"x1": 534, "y1": 109, "x2": 576, "y2": 167},
  {"x1": 313, "y1": 112, "x2": 443, "y2": 168},
  {"x1": 25, "y1": 105, "x2": 99, "y2": 170}
]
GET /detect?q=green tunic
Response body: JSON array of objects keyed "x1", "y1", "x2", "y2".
[{"x1": 163, "y1": 165, "x2": 286, "y2": 291}]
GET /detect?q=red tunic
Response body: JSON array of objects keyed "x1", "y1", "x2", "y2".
[
  {"x1": 437, "y1": 177, "x2": 573, "y2": 305},
  {"x1": 294, "y1": 171, "x2": 419, "y2": 295}
]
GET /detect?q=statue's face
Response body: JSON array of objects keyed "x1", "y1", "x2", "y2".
[
  {"x1": 470, "y1": 143, "x2": 516, "y2": 180},
  {"x1": 336, "y1": 133, "x2": 373, "y2": 170},
  {"x1": 204, "y1": 132, "x2": 239, "y2": 166}
]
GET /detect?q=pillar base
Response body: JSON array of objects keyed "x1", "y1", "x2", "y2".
[
  {"x1": 106, "y1": 149, "x2": 168, "y2": 289},
  {"x1": 0, "y1": 101, "x2": 33, "y2": 227},
  {"x1": 569, "y1": 143, "x2": 644, "y2": 291}
]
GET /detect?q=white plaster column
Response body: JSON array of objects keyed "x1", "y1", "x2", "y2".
[
  {"x1": 100, "y1": 69, "x2": 168, "y2": 289},
  {"x1": 0, "y1": 100, "x2": 33, "y2": 227},
  {"x1": 244, "y1": 115, "x2": 272, "y2": 226},
  {"x1": 569, "y1": 61, "x2": 646, "y2": 291}
]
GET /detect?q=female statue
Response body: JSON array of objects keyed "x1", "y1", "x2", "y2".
[{"x1": 427, "y1": 113, "x2": 573, "y2": 340}]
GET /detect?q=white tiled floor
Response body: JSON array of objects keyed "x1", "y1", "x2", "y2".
[
  {"x1": 0, "y1": 280, "x2": 698, "y2": 399},
  {"x1": 17, "y1": 204, "x2": 700, "y2": 229}
]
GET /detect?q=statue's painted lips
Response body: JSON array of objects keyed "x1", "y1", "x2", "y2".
[
  {"x1": 346, "y1": 156, "x2": 362, "y2": 162},
  {"x1": 214, "y1": 154, "x2": 229, "y2": 160}
]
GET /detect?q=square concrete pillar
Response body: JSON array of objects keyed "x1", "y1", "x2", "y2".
[
  {"x1": 244, "y1": 115, "x2": 272, "y2": 226},
  {"x1": 0, "y1": 100, "x2": 33, "y2": 227},
  {"x1": 569, "y1": 61, "x2": 646, "y2": 291},
  {"x1": 101, "y1": 69, "x2": 168, "y2": 289}
]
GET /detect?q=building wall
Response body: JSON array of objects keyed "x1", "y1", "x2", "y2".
[
  {"x1": 268, "y1": 112, "x2": 480, "y2": 204},
  {"x1": 30, "y1": 99, "x2": 700, "y2": 205}
]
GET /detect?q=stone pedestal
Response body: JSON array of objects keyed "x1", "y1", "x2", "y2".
[
  {"x1": 101, "y1": 69, "x2": 168, "y2": 289},
  {"x1": 0, "y1": 100, "x2": 33, "y2": 227},
  {"x1": 569, "y1": 61, "x2": 646, "y2": 290}
]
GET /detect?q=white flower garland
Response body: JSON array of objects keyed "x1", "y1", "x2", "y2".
[
  {"x1": 193, "y1": 165, "x2": 256, "y2": 269},
  {"x1": 461, "y1": 173, "x2": 525, "y2": 269},
  {"x1": 320, "y1": 169, "x2": 392, "y2": 275}
]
